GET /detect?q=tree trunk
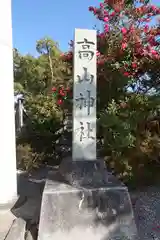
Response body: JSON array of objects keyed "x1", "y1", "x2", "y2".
[{"x1": 48, "y1": 51, "x2": 54, "y2": 83}]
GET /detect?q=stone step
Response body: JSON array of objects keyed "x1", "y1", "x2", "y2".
[{"x1": 5, "y1": 218, "x2": 26, "y2": 240}]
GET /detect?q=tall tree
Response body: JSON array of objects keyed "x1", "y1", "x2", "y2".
[
  {"x1": 36, "y1": 38, "x2": 59, "y2": 84},
  {"x1": 14, "y1": 37, "x2": 71, "y2": 95},
  {"x1": 36, "y1": 37, "x2": 70, "y2": 91}
]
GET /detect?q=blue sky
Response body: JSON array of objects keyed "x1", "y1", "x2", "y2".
[
  {"x1": 12, "y1": 0, "x2": 159, "y2": 56},
  {"x1": 12, "y1": 0, "x2": 101, "y2": 55}
]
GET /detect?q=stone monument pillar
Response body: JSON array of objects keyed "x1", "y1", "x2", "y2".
[
  {"x1": 73, "y1": 29, "x2": 96, "y2": 160},
  {"x1": 0, "y1": 0, "x2": 17, "y2": 205},
  {"x1": 38, "y1": 29, "x2": 139, "y2": 240},
  {"x1": 59, "y1": 29, "x2": 105, "y2": 185}
]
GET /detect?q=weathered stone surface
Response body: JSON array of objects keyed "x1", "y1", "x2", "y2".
[
  {"x1": 73, "y1": 29, "x2": 97, "y2": 161},
  {"x1": 5, "y1": 218, "x2": 26, "y2": 240},
  {"x1": 59, "y1": 159, "x2": 124, "y2": 188},
  {"x1": 38, "y1": 168, "x2": 138, "y2": 240}
]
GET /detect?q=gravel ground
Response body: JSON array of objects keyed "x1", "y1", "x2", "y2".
[{"x1": 131, "y1": 186, "x2": 160, "y2": 240}]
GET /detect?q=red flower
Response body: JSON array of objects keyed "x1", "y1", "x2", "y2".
[
  {"x1": 132, "y1": 62, "x2": 137, "y2": 69},
  {"x1": 97, "y1": 59, "x2": 105, "y2": 65},
  {"x1": 59, "y1": 90, "x2": 65, "y2": 96},
  {"x1": 88, "y1": 6, "x2": 94, "y2": 11},
  {"x1": 144, "y1": 25, "x2": 149, "y2": 33},
  {"x1": 121, "y1": 42, "x2": 127, "y2": 50},
  {"x1": 97, "y1": 33, "x2": 105, "y2": 39},
  {"x1": 121, "y1": 27, "x2": 127, "y2": 35},
  {"x1": 104, "y1": 24, "x2": 109, "y2": 33},
  {"x1": 123, "y1": 72, "x2": 130, "y2": 77},
  {"x1": 104, "y1": 10, "x2": 109, "y2": 17},
  {"x1": 52, "y1": 87, "x2": 56, "y2": 92},
  {"x1": 110, "y1": 11, "x2": 116, "y2": 17},
  {"x1": 57, "y1": 99, "x2": 63, "y2": 105}
]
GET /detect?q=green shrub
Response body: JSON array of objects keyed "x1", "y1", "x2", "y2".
[
  {"x1": 16, "y1": 143, "x2": 44, "y2": 172},
  {"x1": 100, "y1": 97, "x2": 160, "y2": 187},
  {"x1": 16, "y1": 94, "x2": 64, "y2": 169}
]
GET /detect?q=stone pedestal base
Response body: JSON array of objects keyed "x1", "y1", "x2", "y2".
[
  {"x1": 38, "y1": 160, "x2": 139, "y2": 239},
  {"x1": 59, "y1": 159, "x2": 123, "y2": 188}
]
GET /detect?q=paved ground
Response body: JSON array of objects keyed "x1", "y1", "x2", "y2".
[
  {"x1": 131, "y1": 186, "x2": 160, "y2": 239},
  {"x1": 1, "y1": 167, "x2": 160, "y2": 239},
  {"x1": 0, "y1": 210, "x2": 16, "y2": 240}
]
